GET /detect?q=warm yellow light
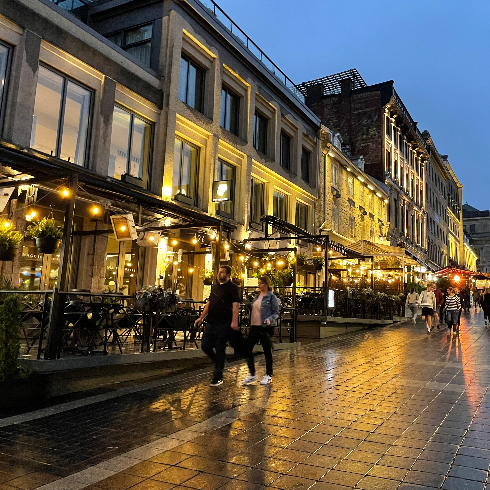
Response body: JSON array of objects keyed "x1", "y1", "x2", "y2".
[
  {"x1": 163, "y1": 186, "x2": 172, "y2": 197},
  {"x1": 171, "y1": 239, "x2": 178, "y2": 246},
  {"x1": 254, "y1": 261, "x2": 259, "y2": 267},
  {"x1": 210, "y1": 233, "x2": 216, "y2": 240},
  {"x1": 149, "y1": 235, "x2": 155, "y2": 242},
  {"x1": 357, "y1": 176, "x2": 364, "y2": 182},
  {"x1": 376, "y1": 192, "x2": 382, "y2": 198},
  {"x1": 267, "y1": 263, "x2": 271, "y2": 269},
  {"x1": 3, "y1": 221, "x2": 10, "y2": 229},
  {"x1": 30, "y1": 211, "x2": 37, "y2": 218},
  {"x1": 329, "y1": 250, "x2": 333, "y2": 254},
  {"x1": 120, "y1": 225, "x2": 127, "y2": 232},
  {"x1": 188, "y1": 268, "x2": 194, "y2": 273},
  {"x1": 192, "y1": 238, "x2": 198, "y2": 245},
  {"x1": 224, "y1": 243, "x2": 230, "y2": 250},
  {"x1": 61, "y1": 188, "x2": 70, "y2": 198},
  {"x1": 328, "y1": 152, "x2": 334, "y2": 157},
  {"x1": 127, "y1": 263, "x2": 132, "y2": 267},
  {"x1": 239, "y1": 255, "x2": 245, "y2": 262},
  {"x1": 245, "y1": 243, "x2": 252, "y2": 250},
  {"x1": 454, "y1": 275, "x2": 460, "y2": 282},
  {"x1": 173, "y1": 261, "x2": 178, "y2": 266},
  {"x1": 316, "y1": 246, "x2": 322, "y2": 252},
  {"x1": 277, "y1": 260, "x2": 284, "y2": 266},
  {"x1": 91, "y1": 206, "x2": 100, "y2": 215},
  {"x1": 367, "y1": 185, "x2": 374, "y2": 190}
]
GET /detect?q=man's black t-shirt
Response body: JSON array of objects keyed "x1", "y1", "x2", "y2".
[{"x1": 207, "y1": 280, "x2": 240, "y2": 325}]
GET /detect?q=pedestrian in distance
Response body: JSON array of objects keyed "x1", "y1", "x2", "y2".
[
  {"x1": 455, "y1": 288, "x2": 462, "y2": 328},
  {"x1": 482, "y1": 287, "x2": 490, "y2": 329},
  {"x1": 406, "y1": 288, "x2": 419, "y2": 323},
  {"x1": 194, "y1": 265, "x2": 241, "y2": 387},
  {"x1": 445, "y1": 287, "x2": 461, "y2": 334},
  {"x1": 419, "y1": 285, "x2": 437, "y2": 333},
  {"x1": 432, "y1": 282, "x2": 444, "y2": 329},
  {"x1": 472, "y1": 287, "x2": 481, "y2": 311},
  {"x1": 242, "y1": 276, "x2": 279, "y2": 386}
]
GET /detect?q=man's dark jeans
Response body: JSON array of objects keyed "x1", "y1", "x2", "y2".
[{"x1": 201, "y1": 323, "x2": 229, "y2": 379}]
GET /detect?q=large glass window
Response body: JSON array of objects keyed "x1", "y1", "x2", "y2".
[
  {"x1": 107, "y1": 24, "x2": 152, "y2": 67},
  {"x1": 280, "y1": 132, "x2": 291, "y2": 171},
  {"x1": 250, "y1": 178, "x2": 264, "y2": 225},
  {"x1": 0, "y1": 43, "x2": 10, "y2": 117},
  {"x1": 301, "y1": 148, "x2": 311, "y2": 184},
  {"x1": 253, "y1": 112, "x2": 267, "y2": 154},
  {"x1": 273, "y1": 190, "x2": 288, "y2": 221},
  {"x1": 31, "y1": 66, "x2": 91, "y2": 166},
  {"x1": 295, "y1": 202, "x2": 308, "y2": 231},
  {"x1": 108, "y1": 105, "x2": 151, "y2": 184},
  {"x1": 173, "y1": 138, "x2": 199, "y2": 205},
  {"x1": 220, "y1": 86, "x2": 239, "y2": 135},
  {"x1": 178, "y1": 55, "x2": 205, "y2": 113},
  {"x1": 216, "y1": 159, "x2": 235, "y2": 218}
]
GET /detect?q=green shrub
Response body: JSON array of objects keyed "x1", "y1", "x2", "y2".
[
  {"x1": 0, "y1": 295, "x2": 22, "y2": 381},
  {"x1": 404, "y1": 281, "x2": 425, "y2": 294},
  {"x1": 0, "y1": 219, "x2": 23, "y2": 250},
  {"x1": 27, "y1": 217, "x2": 63, "y2": 239}
]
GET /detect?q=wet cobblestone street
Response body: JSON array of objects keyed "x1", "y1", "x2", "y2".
[{"x1": 3, "y1": 310, "x2": 490, "y2": 490}]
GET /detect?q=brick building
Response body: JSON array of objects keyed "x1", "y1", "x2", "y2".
[{"x1": 298, "y1": 70, "x2": 430, "y2": 268}]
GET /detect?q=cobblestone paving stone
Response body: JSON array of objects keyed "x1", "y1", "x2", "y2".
[{"x1": 3, "y1": 310, "x2": 490, "y2": 489}]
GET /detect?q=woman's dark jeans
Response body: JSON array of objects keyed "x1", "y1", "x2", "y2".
[{"x1": 247, "y1": 325, "x2": 273, "y2": 376}]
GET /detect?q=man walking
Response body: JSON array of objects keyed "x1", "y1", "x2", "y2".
[
  {"x1": 432, "y1": 283, "x2": 444, "y2": 329},
  {"x1": 194, "y1": 265, "x2": 241, "y2": 387}
]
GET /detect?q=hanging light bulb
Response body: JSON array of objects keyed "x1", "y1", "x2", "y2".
[
  {"x1": 61, "y1": 188, "x2": 70, "y2": 198},
  {"x1": 192, "y1": 237, "x2": 198, "y2": 245},
  {"x1": 245, "y1": 243, "x2": 252, "y2": 250},
  {"x1": 224, "y1": 243, "x2": 230, "y2": 250},
  {"x1": 253, "y1": 261, "x2": 259, "y2": 267},
  {"x1": 171, "y1": 239, "x2": 178, "y2": 246}
]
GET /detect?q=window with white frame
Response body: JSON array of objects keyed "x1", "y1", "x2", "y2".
[
  {"x1": 173, "y1": 137, "x2": 199, "y2": 205},
  {"x1": 108, "y1": 105, "x2": 152, "y2": 184},
  {"x1": 31, "y1": 66, "x2": 91, "y2": 166},
  {"x1": 273, "y1": 190, "x2": 288, "y2": 221}
]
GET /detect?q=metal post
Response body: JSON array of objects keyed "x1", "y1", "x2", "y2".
[
  {"x1": 324, "y1": 236, "x2": 329, "y2": 317},
  {"x1": 292, "y1": 253, "x2": 297, "y2": 342},
  {"x1": 371, "y1": 258, "x2": 375, "y2": 289},
  {"x1": 44, "y1": 174, "x2": 77, "y2": 359}
]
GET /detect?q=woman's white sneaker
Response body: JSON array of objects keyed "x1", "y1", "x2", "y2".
[
  {"x1": 242, "y1": 375, "x2": 257, "y2": 385},
  {"x1": 260, "y1": 375, "x2": 272, "y2": 385}
]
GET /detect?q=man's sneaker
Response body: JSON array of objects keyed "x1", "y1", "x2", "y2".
[
  {"x1": 209, "y1": 377, "x2": 223, "y2": 387},
  {"x1": 260, "y1": 375, "x2": 272, "y2": 385},
  {"x1": 242, "y1": 375, "x2": 257, "y2": 385}
]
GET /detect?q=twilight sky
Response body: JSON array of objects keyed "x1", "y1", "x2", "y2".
[{"x1": 214, "y1": 0, "x2": 490, "y2": 210}]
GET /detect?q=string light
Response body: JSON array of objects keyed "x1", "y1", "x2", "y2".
[
  {"x1": 171, "y1": 239, "x2": 178, "y2": 246},
  {"x1": 224, "y1": 243, "x2": 230, "y2": 250},
  {"x1": 91, "y1": 206, "x2": 100, "y2": 216},
  {"x1": 245, "y1": 243, "x2": 252, "y2": 250},
  {"x1": 61, "y1": 188, "x2": 70, "y2": 198},
  {"x1": 188, "y1": 268, "x2": 194, "y2": 273},
  {"x1": 239, "y1": 255, "x2": 245, "y2": 262},
  {"x1": 149, "y1": 235, "x2": 155, "y2": 242},
  {"x1": 253, "y1": 261, "x2": 259, "y2": 267},
  {"x1": 192, "y1": 237, "x2": 198, "y2": 245}
]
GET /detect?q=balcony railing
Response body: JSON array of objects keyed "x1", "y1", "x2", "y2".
[{"x1": 196, "y1": 0, "x2": 306, "y2": 104}]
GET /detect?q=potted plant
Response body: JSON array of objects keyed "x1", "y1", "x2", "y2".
[
  {"x1": 231, "y1": 267, "x2": 242, "y2": 286},
  {"x1": 135, "y1": 286, "x2": 179, "y2": 312},
  {"x1": 312, "y1": 256, "x2": 324, "y2": 271},
  {"x1": 27, "y1": 217, "x2": 63, "y2": 254},
  {"x1": 200, "y1": 270, "x2": 214, "y2": 285},
  {"x1": 296, "y1": 253, "x2": 307, "y2": 267},
  {"x1": 279, "y1": 268, "x2": 294, "y2": 287},
  {"x1": 0, "y1": 295, "x2": 45, "y2": 409},
  {"x1": 0, "y1": 219, "x2": 23, "y2": 261}
]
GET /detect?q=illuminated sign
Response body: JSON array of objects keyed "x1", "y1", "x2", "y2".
[
  {"x1": 110, "y1": 214, "x2": 137, "y2": 241},
  {"x1": 212, "y1": 180, "x2": 232, "y2": 202}
]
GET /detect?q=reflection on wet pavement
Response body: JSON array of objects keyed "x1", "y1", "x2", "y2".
[{"x1": 3, "y1": 310, "x2": 490, "y2": 489}]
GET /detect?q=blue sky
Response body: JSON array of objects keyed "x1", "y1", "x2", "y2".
[{"x1": 215, "y1": 0, "x2": 490, "y2": 210}]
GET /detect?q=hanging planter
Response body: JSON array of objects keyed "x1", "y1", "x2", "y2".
[
  {"x1": 0, "y1": 219, "x2": 23, "y2": 262},
  {"x1": 296, "y1": 254, "x2": 307, "y2": 267},
  {"x1": 27, "y1": 217, "x2": 63, "y2": 254},
  {"x1": 35, "y1": 236, "x2": 60, "y2": 254},
  {"x1": 312, "y1": 257, "x2": 324, "y2": 271}
]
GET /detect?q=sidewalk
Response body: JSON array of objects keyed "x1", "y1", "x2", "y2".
[{"x1": 1, "y1": 309, "x2": 490, "y2": 489}]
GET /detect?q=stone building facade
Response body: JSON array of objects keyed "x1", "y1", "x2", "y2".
[
  {"x1": 463, "y1": 204, "x2": 490, "y2": 273},
  {"x1": 318, "y1": 126, "x2": 389, "y2": 247},
  {"x1": 298, "y1": 70, "x2": 430, "y2": 268},
  {"x1": 0, "y1": 0, "x2": 321, "y2": 296}
]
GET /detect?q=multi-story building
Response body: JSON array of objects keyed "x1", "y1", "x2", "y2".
[
  {"x1": 463, "y1": 204, "x2": 490, "y2": 273},
  {"x1": 0, "y1": 0, "x2": 321, "y2": 298},
  {"x1": 443, "y1": 156, "x2": 465, "y2": 268},
  {"x1": 422, "y1": 131, "x2": 450, "y2": 270},
  {"x1": 298, "y1": 70, "x2": 430, "y2": 268},
  {"x1": 318, "y1": 126, "x2": 389, "y2": 247}
]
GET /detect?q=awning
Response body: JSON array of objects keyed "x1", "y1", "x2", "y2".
[
  {"x1": 347, "y1": 240, "x2": 419, "y2": 266},
  {"x1": 0, "y1": 141, "x2": 235, "y2": 230}
]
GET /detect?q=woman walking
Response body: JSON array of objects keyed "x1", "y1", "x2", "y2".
[
  {"x1": 445, "y1": 287, "x2": 461, "y2": 334},
  {"x1": 242, "y1": 276, "x2": 279, "y2": 386},
  {"x1": 406, "y1": 288, "x2": 419, "y2": 323},
  {"x1": 420, "y1": 285, "x2": 437, "y2": 333},
  {"x1": 482, "y1": 288, "x2": 490, "y2": 329}
]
